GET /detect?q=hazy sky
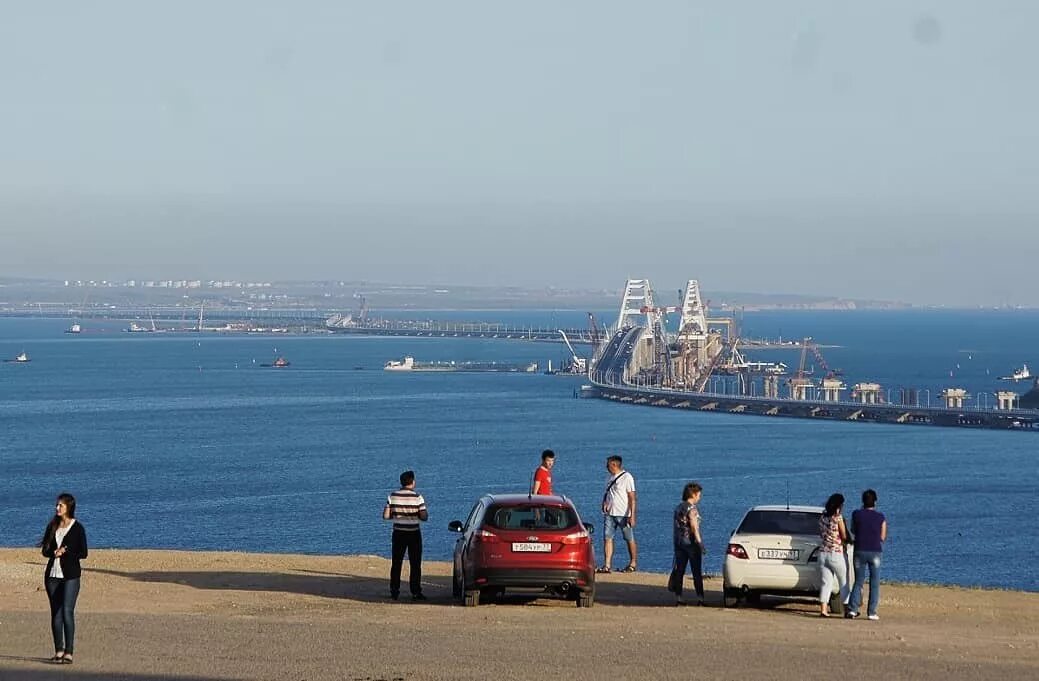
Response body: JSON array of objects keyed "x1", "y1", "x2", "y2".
[{"x1": 2, "y1": 1, "x2": 1037, "y2": 305}]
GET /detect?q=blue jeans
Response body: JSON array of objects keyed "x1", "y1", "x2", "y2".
[
  {"x1": 849, "y1": 550, "x2": 882, "y2": 616},
  {"x1": 45, "y1": 577, "x2": 80, "y2": 654},
  {"x1": 602, "y1": 515, "x2": 634, "y2": 542}
]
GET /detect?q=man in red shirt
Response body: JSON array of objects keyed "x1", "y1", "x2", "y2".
[{"x1": 530, "y1": 449, "x2": 555, "y2": 495}]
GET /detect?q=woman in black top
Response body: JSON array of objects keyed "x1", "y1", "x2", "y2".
[{"x1": 39, "y1": 493, "x2": 88, "y2": 664}]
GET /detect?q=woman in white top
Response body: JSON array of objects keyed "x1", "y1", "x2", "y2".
[{"x1": 39, "y1": 493, "x2": 88, "y2": 664}]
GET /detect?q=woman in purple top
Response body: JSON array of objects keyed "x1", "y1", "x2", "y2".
[{"x1": 847, "y1": 488, "x2": 887, "y2": 620}]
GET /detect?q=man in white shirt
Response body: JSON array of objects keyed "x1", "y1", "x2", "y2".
[{"x1": 598, "y1": 455, "x2": 637, "y2": 573}]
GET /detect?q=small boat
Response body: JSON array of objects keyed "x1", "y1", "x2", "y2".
[
  {"x1": 1000, "y1": 364, "x2": 1031, "y2": 381},
  {"x1": 65, "y1": 323, "x2": 82, "y2": 334},
  {"x1": 4, "y1": 351, "x2": 30, "y2": 363},
  {"x1": 260, "y1": 356, "x2": 291, "y2": 368}
]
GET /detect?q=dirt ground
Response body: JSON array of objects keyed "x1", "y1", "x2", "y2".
[{"x1": 0, "y1": 548, "x2": 1036, "y2": 681}]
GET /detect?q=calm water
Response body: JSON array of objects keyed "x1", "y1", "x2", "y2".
[{"x1": 1, "y1": 311, "x2": 1037, "y2": 591}]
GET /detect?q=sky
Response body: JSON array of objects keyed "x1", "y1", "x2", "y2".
[{"x1": 2, "y1": 1, "x2": 1037, "y2": 306}]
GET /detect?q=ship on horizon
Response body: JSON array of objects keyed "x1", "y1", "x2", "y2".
[{"x1": 1000, "y1": 364, "x2": 1031, "y2": 381}]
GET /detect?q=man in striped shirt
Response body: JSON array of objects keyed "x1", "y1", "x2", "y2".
[{"x1": 382, "y1": 470, "x2": 429, "y2": 601}]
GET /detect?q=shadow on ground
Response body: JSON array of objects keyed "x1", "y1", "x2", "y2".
[
  {"x1": 85, "y1": 567, "x2": 454, "y2": 605},
  {"x1": 0, "y1": 665, "x2": 241, "y2": 681},
  {"x1": 84, "y1": 566, "x2": 819, "y2": 613}
]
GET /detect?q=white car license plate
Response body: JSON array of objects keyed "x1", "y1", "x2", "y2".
[
  {"x1": 512, "y1": 542, "x2": 552, "y2": 552},
  {"x1": 758, "y1": 548, "x2": 799, "y2": 560}
]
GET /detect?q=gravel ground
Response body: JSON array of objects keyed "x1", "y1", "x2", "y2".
[{"x1": 1, "y1": 548, "x2": 1036, "y2": 680}]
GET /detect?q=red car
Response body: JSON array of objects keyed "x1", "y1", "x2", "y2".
[{"x1": 448, "y1": 494, "x2": 596, "y2": 607}]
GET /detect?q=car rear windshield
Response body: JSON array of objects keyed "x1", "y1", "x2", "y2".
[
  {"x1": 737, "y1": 510, "x2": 821, "y2": 536},
  {"x1": 484, "y1": 505, "x2": 579, "y2": 531}
]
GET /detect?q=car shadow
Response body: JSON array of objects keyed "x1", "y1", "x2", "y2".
[{"x1": 84, "y1": 567, "x2": 456, "y2": 605}]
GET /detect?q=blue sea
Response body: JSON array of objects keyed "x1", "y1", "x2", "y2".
[{"x1": 1, "y1": 310, "x2": 1037, "y2": 591}]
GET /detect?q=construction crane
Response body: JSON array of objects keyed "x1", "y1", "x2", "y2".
[
  {"x1": 784, "y1": 337, "x2": 840, "y2": 399},
  {"x1": 638, "y1": 304, "x2": 677, "y2": 386},
  {"x1": 587, "y1": 312, "x2": 602, "y2": 346},
  {"x1": 796, "y1": 339, "x2": 811, "y2": 379},
  {"x1": 802, "y1": 337, "x2": 841, "y2": 378},
  {"x1": 558, "y1": 330, "x2": 587, "y2": 374}
]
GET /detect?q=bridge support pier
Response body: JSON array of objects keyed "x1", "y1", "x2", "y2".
[{"x1": 996, "y1": 391, "x2": 1018, "y2": 410}]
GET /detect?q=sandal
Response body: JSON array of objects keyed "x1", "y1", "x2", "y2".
[
  {"x1": 49, "y1": 654, "x2": 64, "y2": 663},
  {"x1": 60, "y1": 655, "x2": 73, "y2": 664},
  {"x1": 595, "y1": 566, "x2": 611, "y2": 574},
  {"x1": 620, "y1": 564, "x2": 638, "y2": 573}
]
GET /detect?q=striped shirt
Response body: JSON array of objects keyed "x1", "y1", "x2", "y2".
[{"x1": 386, "y1": 488, "x2": 427, "y2": 531}]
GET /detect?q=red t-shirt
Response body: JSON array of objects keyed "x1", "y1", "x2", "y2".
[{"x1": 533, "y1": 466, "x2": 553, "y2": 495}]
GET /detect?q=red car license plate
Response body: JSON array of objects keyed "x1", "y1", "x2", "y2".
[{"x1": 512, "y1": 542, "x2": 552, "y2": 552}]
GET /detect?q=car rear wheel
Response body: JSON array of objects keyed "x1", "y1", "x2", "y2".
[
  {"x1": 828, "y1": 591, "x2": 844, "y2": 616},
  {"x1": 463, "y1": 589, "x2": 480, "y2": 607},
  {"x1": 722, "y1": 582, "x2": 740, "y2": 608}
]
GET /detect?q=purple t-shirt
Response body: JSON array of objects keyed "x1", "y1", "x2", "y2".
[{"x1": 852, "y1": 508, "x2": 886, "y2": 552}]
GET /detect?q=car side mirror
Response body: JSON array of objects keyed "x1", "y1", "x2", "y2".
[
  {"x1": 583, "y1": 522, "x2": 594, "y2": 534},
  {"x1": 448, "y1": 520, "x2": 464, "y2": 533}
]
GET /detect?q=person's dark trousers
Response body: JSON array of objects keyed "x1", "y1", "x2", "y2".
[
  {"x1": 390, "y1": 529, "x2": 423, "y2": 597},
  {"x1": 45, "y1": 577, "x2": 80, "y2": 654},
  {"x1": 667, "y1": 543, "x2": 704, "y2": 599}
]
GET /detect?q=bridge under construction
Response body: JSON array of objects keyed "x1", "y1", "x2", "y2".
[{"x1": 587, "y1": 278, "x2": 1039, "y2": 431}]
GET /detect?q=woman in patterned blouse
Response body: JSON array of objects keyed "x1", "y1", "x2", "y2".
[{"x1": 818, "y1": 493, "x2": 849, "y2": 617}]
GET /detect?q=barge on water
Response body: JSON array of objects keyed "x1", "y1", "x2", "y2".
[{"x1": 384, "y1": 356, "x2": 539, "y2": 373}]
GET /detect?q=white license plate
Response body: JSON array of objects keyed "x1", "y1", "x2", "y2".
[
  {"x1": 512, "y1": 542, "x2": 552, "y2": 552},
  {"x1": 758, "y1": 548, "x2": 799, "y2": 560}
]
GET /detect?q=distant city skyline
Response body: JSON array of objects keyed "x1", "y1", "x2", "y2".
[{"x1": 3, "y1": 2, "x2": 1038, "y2": 306}]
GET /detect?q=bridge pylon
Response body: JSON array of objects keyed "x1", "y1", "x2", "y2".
[
  {"x1": 616, "y1": 279, "x2": 655, "y2": 330},
  {"x1": 678, "y1": 279, "x2": 708, "y2": 342}
]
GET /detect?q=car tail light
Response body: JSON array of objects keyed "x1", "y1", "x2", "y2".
[
  {"x1": 560, "y1": 529, "x2": 590, "y2": 545},
  {"x1": 807, "y1": 547, "x2": 820, "y2": 563},
  {"x1": 727, "y1": 543, "x2": 749, "y2": 559},
  {"x1": 473, "y1": 529, "x2": 501, "y2": 544}
]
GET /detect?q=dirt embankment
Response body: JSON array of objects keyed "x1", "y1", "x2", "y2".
[{"x1": 1, "y1": 548, "x2": 1036, "y2": 681}]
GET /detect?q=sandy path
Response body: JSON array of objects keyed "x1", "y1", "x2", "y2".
[{"x1": 1, "y1": 549, "x2": 1036, "y2": 680}]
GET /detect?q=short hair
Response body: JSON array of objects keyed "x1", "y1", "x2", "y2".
[
  {"x1": 541, "y1": 449, "x2": 555, "y2": 462},
  {"x1": 607, "y1": 454, "x2": 623, "y2": 466},
  {"x1": 862, "y1": 489, "x2": 878, "y2": 508},
  {"x1": 682, "y1": 482, "x2": 702, "y2": 500},
  {"x1": 400, "y1": 470, "x2": 416, "y2": 487}
]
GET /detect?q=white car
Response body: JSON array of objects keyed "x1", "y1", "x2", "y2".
[{"x1": 723, "y1": 505, "x2": 853, "y2": 609}]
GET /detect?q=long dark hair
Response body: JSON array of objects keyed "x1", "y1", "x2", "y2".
[
  {"x1": 38, "y1": 493, "x2": 76, "y2": 549},
  {"x1": 823, "y1": 493, "x2": 845, "y2": 517}
]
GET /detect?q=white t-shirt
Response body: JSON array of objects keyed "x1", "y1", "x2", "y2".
[
  {"x1": 48, "y1": 519, "x2": 76, "y2": 579},
  {"x1": 603, "y1": 471, "x2": 635, "y2": 516}
]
